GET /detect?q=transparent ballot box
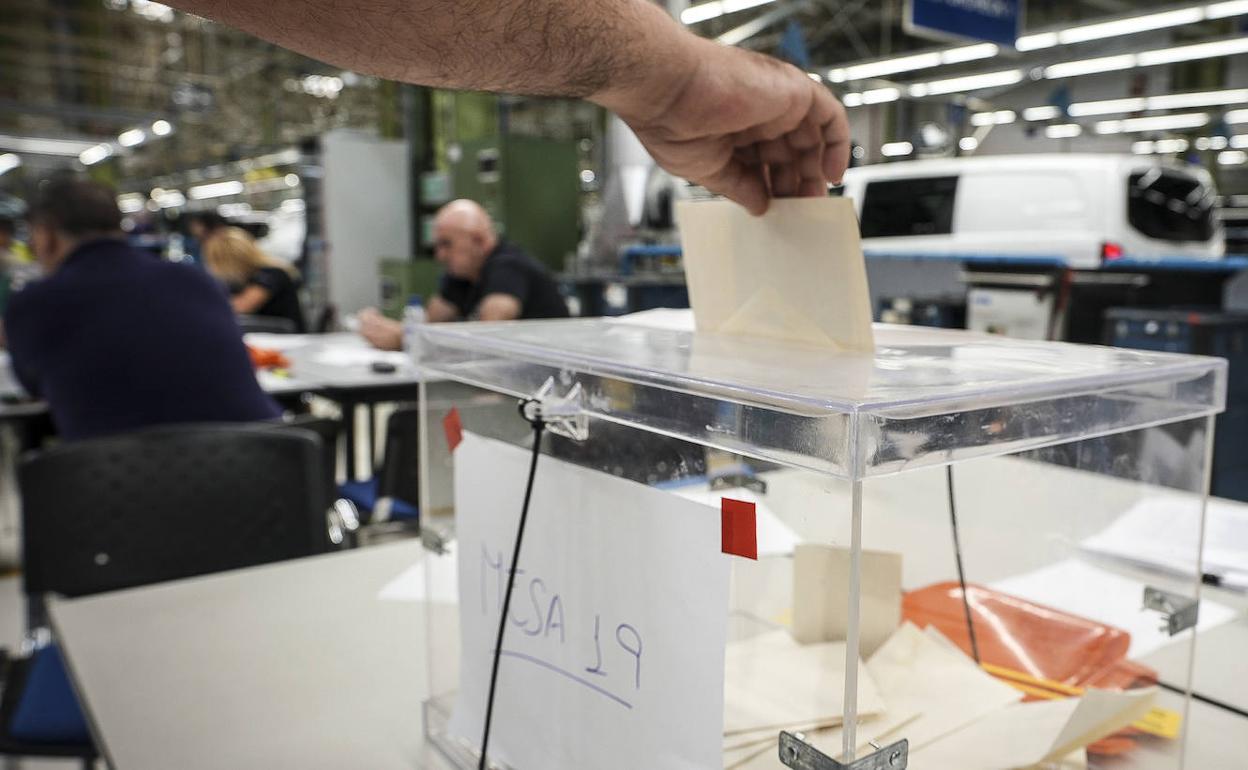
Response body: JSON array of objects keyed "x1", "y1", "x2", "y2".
[{"x1": 416, "y1": 317, "x2": 1226, "y2": 770}]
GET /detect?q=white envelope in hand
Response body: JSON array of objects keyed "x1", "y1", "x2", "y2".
[{"x1": 675, "y1": 197, "x2": 874, "y2": 352}]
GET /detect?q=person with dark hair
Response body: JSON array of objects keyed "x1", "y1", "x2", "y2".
[
  {"x1": 3, "y1": 176, "x2": 282, "y2": 440},
  {"x1": 188, "y1": 211, "x2": 229, "y2": 243}
]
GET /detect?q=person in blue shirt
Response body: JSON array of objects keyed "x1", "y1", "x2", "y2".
[{"x1": 3, "y1": 176, "x2": 282, "y2": 440}]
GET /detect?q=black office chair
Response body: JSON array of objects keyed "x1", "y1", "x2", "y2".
[
  {"x1": 338, "y1": 405, "x2": 421, "y2": 528},
  {"x1": 237, "y1": 314, "x2": 297, "y2": 334},
  {"x1": 3, "y1": 423, "x2": 338, "y2": 763}
]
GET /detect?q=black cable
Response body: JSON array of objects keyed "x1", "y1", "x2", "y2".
[
  {"x1": 947, "y1": 465, "x2": 981, "y2": 664},
  {"x1": 478, "y1": 401, "x2": 546, "y2": 770},
  {"x1": 1156, "y1": 680, "x2": 1248, "y2": 719}
]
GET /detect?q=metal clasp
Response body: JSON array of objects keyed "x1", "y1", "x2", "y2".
[
  {"x1": 522, "y1": 378, "x2": 589, "y2": 441},
  {"x1": 1142, "y1": 586, "x2": 1200, "y2": 636},
  {"x1": 778, "y1": 732, "x2": 908, "y2": 770}
]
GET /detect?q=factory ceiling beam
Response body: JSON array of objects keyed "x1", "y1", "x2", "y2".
[{"x1": 717, "y1": 0, "x2": 815, "y2": 46}]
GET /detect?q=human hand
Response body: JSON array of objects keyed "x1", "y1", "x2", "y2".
[
  {"x1": 597, "y1": 38, "x2": 849, "y2": 215},
  {"x1": 357, "y1": 307, "x2": 404, "y2": 352}
]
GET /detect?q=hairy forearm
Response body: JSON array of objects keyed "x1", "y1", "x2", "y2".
[{"x1": 167, "y1": 0, "x2": 700, "y2": 118}]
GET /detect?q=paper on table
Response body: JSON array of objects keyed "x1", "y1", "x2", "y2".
[
  {"x1": 606, "y1": 308, "x2": 696, "y2": 332},
  {"x1": 914, "y1": 687, "x2": 1156, "y2": 770},
  {"x1": 448, "y1": 433, "x2": 731, "y2": 770},
  {"x1": 675, "y1": 198, "x2": 874, "y2": 352},
  {"x1": 791, "y1": 545, "x2": 902, "y2": 657},
  {"x1": 1081, "y1": 496, "x2": 1248, "y2": 586},
  {"x1": 242, "y1": 332, "x2": 315, "y2": 351},
  {"x1": 723, "y1": 629, "x2": 885, "y2": 735},
  {"x1": 311, "y1": 346, "x2": 410, "y2": 367},
  {"x1": 991, "y1": 558, "x2": 1237, "y2": 658}
]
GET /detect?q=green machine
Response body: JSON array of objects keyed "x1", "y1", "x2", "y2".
[
  {"x1": 449, "y1": 135, "x2": 581, "y2": 272},
  {"x1": 379, "y1": 257, "x2": 444, "y2": 320}
]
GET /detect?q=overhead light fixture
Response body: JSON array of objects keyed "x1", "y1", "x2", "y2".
[
  {"x1": 680, "y1": 0, "x2": 774, "y2": 25},
  {"x1": 862, "y1": 87, "x2": 901, "y2": 105},
  {"x1": 971, "y1": 110, "x2": 1016, "y2": 126},
  {"x1": 1095, "y1": 112, "x2": 1210, "y2": 134},
  {"x1": 79, "y1": 143, "x2": 114, "y2": 165},
  {"x1": 1132, "y1": 140, "x2": 1156, "y2": 155},
  {"x1": 958, "y1": 136, "x2": 979, "y2": 152},
  {"x1": 828, "y1": 43, "x2": 997, "y2": 83},
  {"x1": 1195, "y1": 135, "x2": 1230, "y2": 150},
  {"x1": 118, "y1": 129, "x2": 146, "y2": 147},
  {"x1": 0, "y1": 153, "x2": 20, "y2": 177},
  {"x1": 1023, "y1": 106, "x2": 1062, "y2": 121},
  {"x1": 1150, "y1": 88, "x2": 1248, "y2": 110},
  {"x1": 881, "y1": 141, "x2": 914, "y2": 157},
  {"x1": 1208, "y1": 0, "x2": 1248, "y2": 18},
  {"x1": 284, "y1": 173, "x2": 300, "y2": 187},
  {"x1": 1138, "y1": 36, "x2": 1248, "y2": 67},
  {"x1": 1233, "y1": 135, "x2": 1248, "y2": 149},
  {"x1": 1043, "y1": 54, "x2": 1136, "y2": 79},
  {"x1": 909, "y1": 69, "x2": 1023, "y2": 98},
  {"x1": 153, "y1": 189, "x2": 186, "y2": 208},
  {"x1": 151, "y1": 120, "x2": 173, "y2": 136},
  {"x1": 117, "y1": 193, "x2": 146, "y2": 214},
  {"x1": 1218, "y1": 150, "x2": 1247, "y2": 165},
  {"x1": 1068, "y1": 97, "x2": 1147, "y2": 117},
  {"x1": 1154, "y1": 138, "x2": 1191, "y2": 153},
  {"x1": 188, "y1": 180, "x2": 245, "y2": 200},
  {"x1": 1045, "y1": 124, "x2": 1083, "y2": 139},
  {"x1": 841, "y1": 93, "x2": 864, "y2": 107},
  {"x1": 1225, "y1": 109, "x2": 1248, "y2": 124},
  {"x1": 1018, "y1": 6, "x2": 1207, "y2": 51},
  {"x1": 0, "y1": 133, "x2": 100, "y2": 156}
]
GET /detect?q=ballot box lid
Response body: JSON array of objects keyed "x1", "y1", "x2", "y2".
[{"x1": 418, "y1": 316, "x2": 1225, "y2": 479}]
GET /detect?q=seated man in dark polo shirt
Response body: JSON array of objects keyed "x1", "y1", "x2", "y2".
[
  {"x1": 358, "y1": 198, "x2": 567, "y2": 350},
  {"x1": 4, "y1": 176, "x2": 281, "y2": 440}
]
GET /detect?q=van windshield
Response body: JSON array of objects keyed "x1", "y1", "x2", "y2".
[
  {"x1": 860, "y1": 176, "x2": 958, "y2": 238},
  {"x1": 1128, "y1": 169, "x2": 1215, "y2": 243}
]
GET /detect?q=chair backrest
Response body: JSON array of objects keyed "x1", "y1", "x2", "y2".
[
  {"x1": 276, "y1": 414, "x2": 341, "y2": 504},
  {"x1": 377, "y1": 405, "x2": 420, "y2": 506},
  {"x1": 237, "y1": 315, "x2": 296, "y2": 334},
  {"x1": 313, "y1": 304, "x2": 338, "y2": 334},
  {"x1": 19, "y1": 423, "x2": 330, "y2": 600}
]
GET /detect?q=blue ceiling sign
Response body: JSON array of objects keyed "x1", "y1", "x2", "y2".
[{"x1": 905, "y1": 0, "x2": 1022, "y2": 48}]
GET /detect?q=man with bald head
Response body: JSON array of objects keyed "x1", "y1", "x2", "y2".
[{"x1": 358, "y1": 199, "x2": 567, "y2": 350}]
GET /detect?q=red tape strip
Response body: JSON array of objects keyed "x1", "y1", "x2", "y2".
[
  {"x1": 721, "y1": 498, "x2": 757, "y2": 560},
  {"x1": 442, "y1": 407, "x2": 463, "y2": 452}
]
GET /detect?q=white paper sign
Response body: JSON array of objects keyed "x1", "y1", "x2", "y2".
[{"x1": 449, "y1": 433, "x2": 732, "y2": 770}]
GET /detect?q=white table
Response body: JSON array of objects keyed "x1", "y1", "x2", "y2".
[{"x1": 47, "y1": 534, "x2": 1248, "y2": 770}]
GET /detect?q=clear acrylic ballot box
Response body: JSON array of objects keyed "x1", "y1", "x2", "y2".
[{"x1": 416, "y1": 316, "x2": 1226, "y2": 770}]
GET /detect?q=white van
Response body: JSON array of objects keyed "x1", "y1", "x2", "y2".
[{"x1": 839, "y1": 154, "x2": 1223, "y2": 268}]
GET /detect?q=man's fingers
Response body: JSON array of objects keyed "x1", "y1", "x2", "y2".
[
  {"x1": 769, "y1": 163, "x2": 799, "y2": 198},
  {"x1": 820, "y1": 98, "x2": 851, "y2": 183},
  {"x1": 702, "y1": 158, "x2": 769, "y2": 216}
]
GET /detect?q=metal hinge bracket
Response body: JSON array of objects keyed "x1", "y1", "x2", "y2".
[{"x1": 778, "y1": 732, "x2": 908, "y2": 770}]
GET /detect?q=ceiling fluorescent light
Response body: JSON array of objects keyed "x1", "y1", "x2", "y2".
[
  {"x1": 118, "y1": 129, "x2": 146, "y2": 147},
  {"x1": 881, "y1": 141, "x2": 914, "y2": 157},
  {"x1": 1138, "y1": 36, "x2": 1248, "y2": 66},
  {"x1": 1149, "y1": 88, "x2": 1248, "y2": 110},
  {"x1": 1132, "y1": 141, "x2": 1156, "y2": 154},
  {"x1": 188, "y1": 180, "x2": 245, "y2": 200},
  {"x1": 830, "y1": 43, "x2": 997, "y2": 83},
  {"x1": 151, "y1": 120, "x2": 173, "y2": 136},
  {"x1": 680, "y1": 1, "x2": 723, "y2": 24},
  {"x1": 1206, "y1": 1, "x2": 1248, "y2": 19},
  {"x1": 79, "y1": 143, "x2": 114, "y2": 165},
  {"x1": 971, "y1": 110, "x2": 1016, "y2": 126},
  {"x1": 861, "y1": 87, "x2": 901, "y2": 105},
  {"x1": 1044, "y1": 54, "x2": 1136, "y2": 79},
  {"x1": 959, "y1": 136, "x2": 979, "y2": 151},
  {"x1": 1045, "y1": 124, "x2": 1083, "y2": 139},
  {"x1": 942, "y1": 43, "x2": 998, "y2": 64},
  {"x1": 1068, "y1": 97, "x2": 1147, "y2": 117},
  {"x1": 0, "y1": 134, "x2": 99, "y2": 156},
  {"x1": 1060, "y1": 8, "x2": 1204, "y2": 45},
  {"x1": 1016, "y1": 32, "x2": 1059, "y2": 52},
  {"x1": 1228, "y1": 109, "x2": 1248, "y2": 124},
  {"x1": 1154, "y1": 138, "x2": 1191, "y2": 153},
  {"x1": 680, "y1": 0, "x2": 774, "y2": 24},
  {"x1": 1023, "y1": 106, "x2": 1061, "y2": 121},
  {"x1": 844, "y1": 52, "x2": 942, "y2": 81},
  {"x1": 1218, "y1": 150, "x2": 1247, "y2": 165},
  {"x1": 0, "y1": 154, "x2": 20, "y2": 176},
  {"x1": 910, "y1": 69, "x2": 1022, "y2": 97},
  {"x1": 842, "y1": 92, "x2": 863, "y2": 107},
  {"x1": 1095, "y1": 112, "x2": 1210, "y2": 134}
]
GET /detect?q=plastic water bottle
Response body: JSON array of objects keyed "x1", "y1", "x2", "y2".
[{"x1": 402, "y1": 294, "x2": 426, "y2": 360}]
